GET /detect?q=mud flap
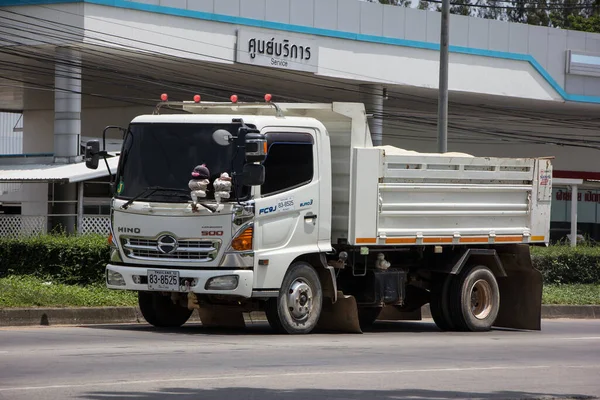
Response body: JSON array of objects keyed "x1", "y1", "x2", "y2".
[
  {"x1": 197, "y1": 306, "x2": 247, "y2": 329},
  {"x1": 493, "y1": 244, "x2": 543, "y2": 331},
  {"x1": 316, "y1": 291, "x2": 363, "y2": 333}
]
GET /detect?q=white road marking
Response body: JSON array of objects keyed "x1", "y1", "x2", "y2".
[
  {"x1": 564, "y1": 337, "x2": 600, "y2": 340},
  {"x1": 1, "y1": 364, "x2": 598, "y2": 392}
]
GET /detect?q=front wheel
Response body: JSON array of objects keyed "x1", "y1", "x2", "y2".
[
  {"x1": 138, "y1": 291, "x2": 193, "y2": 328},
  {"x1": 265, "y1": 262, "x2": 323, "y2": 334}
]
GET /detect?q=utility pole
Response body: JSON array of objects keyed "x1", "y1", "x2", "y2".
[{"x1": 437, "y1": 0, "x2": 450, "y2": 153}]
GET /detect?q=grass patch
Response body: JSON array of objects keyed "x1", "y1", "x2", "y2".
[
  {"x1": 0, "y1": 275, "x2": 137, "y2": 308},
  {"x1": 1, "y1": 275, "x2": 598, "y2": 309},
  {"x1": 543, "y1": 284, "x2": 600, "y2": 305}
]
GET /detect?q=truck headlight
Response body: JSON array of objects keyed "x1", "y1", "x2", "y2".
[
  {"x1": 205, "y1": 275, "x2": 239, "y2": 290},
  {"x1": 106, "y1": 269, "x2": 126, "y2": 286}
]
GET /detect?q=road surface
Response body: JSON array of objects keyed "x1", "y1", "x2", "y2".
[{"x1": 0, "y1": 319, "x2": 599, "y2": 399}]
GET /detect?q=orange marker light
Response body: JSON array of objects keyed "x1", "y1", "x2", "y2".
[
  {"x1": 160, "y1": 93, "x2": 168, "y2": 101},
  {"x1": 231, "y1": 226, "x2": 253, "y2": 251},
  {"x1": 193, "y1": 94, "x2": 201, "y2": 103}
]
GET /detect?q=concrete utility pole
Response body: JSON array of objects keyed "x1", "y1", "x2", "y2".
[{"x1": 437, "y1": 0, "x2": 450, "y2": 153}]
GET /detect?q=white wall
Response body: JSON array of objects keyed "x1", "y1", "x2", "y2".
[
  {"x1": 0, "y1": 182, "x2": 48, "y2": 216},
  {"x1": 22, "y1": 110, "x2": 54, "y2": 154},
  {"x1": 80, "y1": 4, "x2": 561, "y2": 102}
]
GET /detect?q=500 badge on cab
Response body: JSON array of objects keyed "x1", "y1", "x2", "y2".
[{"x1": 202, "y1": 230, "x2": 223, "y2": 236}]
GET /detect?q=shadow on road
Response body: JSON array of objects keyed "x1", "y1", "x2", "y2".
[
  {"x1": 79, "y1": 387, "x2": 597, "y2": 400},
  {"x1": 78, "y1": 320, "x2": 494, "y2": 336}
]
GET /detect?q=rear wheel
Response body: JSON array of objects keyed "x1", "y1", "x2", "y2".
[
  {"x1": 138, "y1": 291, "x2": 193, "y2": 328},
  {"x1": 449, "y1": 265, "x2": 500, "y2": 332},
  {"x1": 429, "y1": 274, "x2": 456, "y2": 331},
  {"x1": 267, "y1": 262, "x2": 323, "y2": 334}
]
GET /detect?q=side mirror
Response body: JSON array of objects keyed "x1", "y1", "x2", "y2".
[
  {"x1": 85, "y1": 140, "x2": 100, "y2": 170},
  {"x1": 244, "y1": 132, "x2": 267, "y2": 163},
  {"x1": 240, "y1": 164, "x2": 265, "y2": 186}
]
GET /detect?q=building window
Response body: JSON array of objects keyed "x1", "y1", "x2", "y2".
[{"x1": 261, "y1": 143, "x2": 314, "y2": 197}]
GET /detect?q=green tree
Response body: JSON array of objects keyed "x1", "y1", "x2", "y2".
[
  {"x1": 478, "y1": 0, "x2": 508, "y2": 20},
  {"x1": 566, "y1": 13, "x2": 600, "y2": 31},
  {"x1": 370, "y1": 0, "x2": 413, "y2": 6},
  {"x1": 450, "y1": 0, "x2": 475, "y2": 15},
  {"x1": 417, "y1": 0, "x2": 435, "y2": 10}
]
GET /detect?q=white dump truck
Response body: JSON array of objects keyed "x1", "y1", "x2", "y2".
[{"x1": 84, "y1": 96, "x2": 552, "y2": 334}]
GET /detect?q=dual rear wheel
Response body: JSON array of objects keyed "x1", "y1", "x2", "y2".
[{"x1": 430, "y1": 264, "x2": 500, "y2": 332}]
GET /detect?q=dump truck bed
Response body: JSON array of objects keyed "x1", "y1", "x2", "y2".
[{"x1": 346, "y1": 145, "x2": 552, "y2": 246}]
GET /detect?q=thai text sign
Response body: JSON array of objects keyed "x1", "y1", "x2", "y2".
[{"x1": 235, "y1": 29, "x2": 318, "y2": 73}]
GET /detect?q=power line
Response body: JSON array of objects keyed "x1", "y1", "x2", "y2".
[{"x1": 2, "y1": 6, "x2": 600, "y2": 150}]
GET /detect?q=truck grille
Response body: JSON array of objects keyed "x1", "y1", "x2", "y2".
[{"x1": 121, "y1": 237, "x2": 221, "y2": 263}]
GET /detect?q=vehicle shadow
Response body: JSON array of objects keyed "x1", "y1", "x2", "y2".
[
  {"x1": 78, "y1": 319, "x2": 464, "y2": 336},
  {"x1": 80, "y1": 387, "x2": 596, "y2": 400}
]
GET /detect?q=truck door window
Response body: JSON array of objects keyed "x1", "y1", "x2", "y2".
[{"x1": 261, "y1": 143, "x2": 313, "y2": 197}]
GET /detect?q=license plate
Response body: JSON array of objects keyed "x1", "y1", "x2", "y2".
[{"x1": 147, "y1": 269, "x2": 180, "y2": 291}]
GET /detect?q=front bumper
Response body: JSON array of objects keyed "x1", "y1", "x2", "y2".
[{"x1": 105, "y1": 264, "x2": 254, "y2": 298}]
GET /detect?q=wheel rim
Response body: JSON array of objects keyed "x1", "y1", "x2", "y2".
[
  {"x1": 286, "y1": 278, "x2": 313, "y2": 321},
  {"x1": 470, "y1": 279, "x2": 493, "y2": 320}
]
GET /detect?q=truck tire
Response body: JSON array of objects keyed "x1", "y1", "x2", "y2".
[
  {"x1": 429, "y1": 274, "x2": 456, "y2": 331},
  {"x1": 264, "y1": 298, "x2": 284, "y2": 333},
  {"x1": 138, "y1": 291, "x2": 193, "y2": 328},
  {"x1": 449, "y1": 264, "x2": 500, "y2": 332},
  {"x1": 269, "y1": 261, "x2": 323, "y2": 334}
]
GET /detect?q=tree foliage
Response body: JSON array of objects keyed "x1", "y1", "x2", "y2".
[{"x1": 376, "y1": 0, "x2": 600, "y2": 32}]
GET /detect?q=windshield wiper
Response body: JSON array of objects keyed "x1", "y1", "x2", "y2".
[
  {"x1": 121, "y1": 186, "x2": 217, "y2": 212},
  {"x1": 121, "y1": 186, "x2": 189, "y2": 210}
]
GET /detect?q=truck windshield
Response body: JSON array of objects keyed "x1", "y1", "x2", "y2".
[{"x1": 115, "y1": 122, "x2": 249, "y2": 203}]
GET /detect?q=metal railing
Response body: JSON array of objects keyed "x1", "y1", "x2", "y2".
[{"x1": 0, "y1": 214, "x2": 110, "y2": 237}]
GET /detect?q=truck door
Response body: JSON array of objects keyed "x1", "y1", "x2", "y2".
[{"x1": 253, "y1": 128, "x2": 320, "y2": 288}]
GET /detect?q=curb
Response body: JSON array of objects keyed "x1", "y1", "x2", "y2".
[{"x1": 1, "y1": 304, "x2": 599, "y2": 327}]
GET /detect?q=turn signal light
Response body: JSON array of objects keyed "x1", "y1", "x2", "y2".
[{"x1": 231, "y1": 226, "x2": 253, "y2": 251}]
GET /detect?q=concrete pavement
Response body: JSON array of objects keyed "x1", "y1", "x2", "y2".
[
  {"x1": 0, "y1": 319, "x2": 599, "y2": 399},
  {"x1": 1, "y1": 304, "x2": 599, "y2": 327}
]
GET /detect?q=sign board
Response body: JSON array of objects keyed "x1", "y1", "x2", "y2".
[
  {"x1": 551, "y1": 187, "x2": 600, "y2": 224},
  {"x1": 235, "y1": 29, "x2": 318, "y2": 73}
]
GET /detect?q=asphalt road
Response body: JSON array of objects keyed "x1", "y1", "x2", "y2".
[{"x1": 0, "y1": 319, "x2": 599, "y2": 400}]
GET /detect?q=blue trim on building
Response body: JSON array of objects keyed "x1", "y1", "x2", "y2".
[{"x1": 3, "y1": 0, "x2": 600, "y2": 104}]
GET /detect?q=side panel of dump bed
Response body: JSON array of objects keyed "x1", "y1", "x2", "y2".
[{"x1": 349, "y1": 147, "x2": 552, "y2": 246}]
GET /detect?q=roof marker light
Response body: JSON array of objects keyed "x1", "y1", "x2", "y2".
[
  {"x1": 264, "y1": 93, "x2": 272, "y2": 102},
  {"x1": 160, "y1": 93, "x2": 168, "y2": 101},
  {"x1": 193, "y1": 94, "x2": 201, "y2": 103},
  {"x1": 230, "y1": 94, "x2": 238, "y2": 103}
]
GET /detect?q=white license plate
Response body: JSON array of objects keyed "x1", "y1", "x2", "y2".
[{"x1": 147, "y1": 269, "x2": 180, "y2": 291}]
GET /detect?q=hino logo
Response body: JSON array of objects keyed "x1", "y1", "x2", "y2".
[
  {"x1": 118, "y1": 227, "x2": 141, "y2": 234},
  {"x1": 157, "y1": 235, "x2": 178, "y2": 254}
]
